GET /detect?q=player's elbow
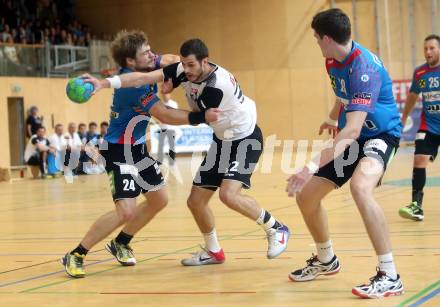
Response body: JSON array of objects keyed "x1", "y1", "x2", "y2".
[{"x1": 346, "y1": 127, "x2": 361, "y2": 140}]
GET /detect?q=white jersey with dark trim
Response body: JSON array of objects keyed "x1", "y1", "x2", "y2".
[{"x1": 163, "y1": 62, "x2": 257, "y2": 140}]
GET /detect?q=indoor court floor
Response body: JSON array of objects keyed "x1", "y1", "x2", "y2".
[{"x1": 0, "y1": 148, "x2": 439, "y2": 306}]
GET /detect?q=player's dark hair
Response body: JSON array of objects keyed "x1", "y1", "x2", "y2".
[
  {"x1": 111, "y1": 30, "x2": 148, "y2": 68},
  {"x1": 424, "y1": 34, "x2": 440, "y2": 46},
  {"x1": 100, "y1": 121, "x2": 109, "y2": 127},
  {"x1": 88, "y1": 122, "x2": 97, "y2": 128},
  {"x1": 37, "y1": 126, "x2": 45, "y2": 131},
  {"x1": 180, "y1": 39, "x2": 209, "y2": 61},
  {"x1": 78, "y1": 123, "x2": 86, "y2": 129},
  {"x1": 311, "y1": 8, "x2": 351, "y2": 45}
]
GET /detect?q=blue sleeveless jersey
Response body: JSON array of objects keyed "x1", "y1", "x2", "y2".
[
  {"x1": 410, "y1": 63, "x2": 440, "y2": 135},
  {"x1": 104, "y1": 56, "x2": 161, "y2": 144},
  {"x1": 326, "y1": 41, "x2": 402, "y2": 139}
]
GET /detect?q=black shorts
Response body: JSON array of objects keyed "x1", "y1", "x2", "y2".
[
  {"x1": 315, "y1": 133, "x2": 400, "y2": 188},
  {"x1": 414, "y1": 130, "x2": 440, "y2": 161},
  {"x1": 26, "y1": 153, "x2": 41, "y2": 166},
  {"x1": 101, "y1": 143, "x2": 164, "y2": 201},
  {"x1": 193, "y1": 125, "x2": 263, "y2": 191}
]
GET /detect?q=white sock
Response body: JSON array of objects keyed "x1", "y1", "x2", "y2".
[
  {"x1": 256, "y1": 209, "x2": 275, "y2": 232},
  {"x1": 378, "y1": 252, "x2": 397, "y2": 279},
  {"x1": 316, "y1": 240, "x2": 335, "y2": 263},
  {"x1": 203, "y1": 229, "x2": 221, "y2": 253}
]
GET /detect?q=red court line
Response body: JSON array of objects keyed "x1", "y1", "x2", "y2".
[{"x1": 101, "y1": 291, "x2": 256, "y2": 295}]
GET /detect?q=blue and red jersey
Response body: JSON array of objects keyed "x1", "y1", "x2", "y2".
[
  {"x1": 410, "y1": 63, "x2": 440, "y2": 135},
  {"x1": 326, "y1": 41, "x2": 402, "y2": 139},
  {"x1": 104, "y1": 56, "x2": 162, "y2": 144}
]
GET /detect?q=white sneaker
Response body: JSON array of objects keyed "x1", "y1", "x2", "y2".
[
  {"x1": 352, "y1": 270, "x2": 404, "y2": 299},
  {"x1": 289, "y1": 254, "x2": 340, "y2": 281},
  {"x1": 181, "y1": 246, "x2": 225, "y2": 266},
  {"x1": 266, "y1": 225, "x2": 290, "y2": 259}
]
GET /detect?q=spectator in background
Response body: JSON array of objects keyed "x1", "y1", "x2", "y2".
[
  {"x1": 78, "y1": 123, "x2": 87, "y2": 144},
  {"x1": 99, "y1": 121, "x2": 109, "y2": 143},
  {"x1": 48, "y1": 123, "x2": 66, "y2": 174},
  {"x1": 1, "y1": 24, "x2": 12, "y2": 42},
  {"x1": 25, "y1": 106, "x2": 43, "y2": 138},
  {"x1": 24, "y1": 126, "x2": 54, "y2": 178},
  {"x1": 64, "y1": 122, "x2": 83, "y2": 179},
  {"x1": 48, "y1": 123, "x2": 66, "y2": 152},
  {"x1": 86, "y1": 122, "x2": 100, "y2": 146}
]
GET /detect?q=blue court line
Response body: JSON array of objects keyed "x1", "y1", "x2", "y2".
[
  {"x1": 0, "y1": 258, "x2": 113, "y2": 288},
  {"x1": 408, "y1": 287, "x2": 440, "y2": 307}
]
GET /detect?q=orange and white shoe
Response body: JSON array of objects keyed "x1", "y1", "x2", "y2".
[{"x1": 352, "y1": 270, "x2": 404, "y2": 299}]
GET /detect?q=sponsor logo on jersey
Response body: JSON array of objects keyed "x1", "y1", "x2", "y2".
[
  {"x1": 426, "y1": 103, "x2": 440, "y2": 114},
  {"x1": 419, "y1": 79, "x2": 427, "y2": 88},
  {"x1": 423, "y1": 91, "x2": 440, "y2": 102},
  {"x1": 352, "y1": 92, "x2": 372, "y2": 105},
  {"x1": 110, "y1": 111, "x2": 119, "y2": 119},
  {"x1": 330, "y1": 75, "x2": 336, "y2": 89},
  {"x1": 416, "y1": 69, "x2": 427, "y2": 77},
  {"x1": 361, "y1": 74, "x2": 369, "y2": 82},
  {"x1": 141, "y1": 93, "x2": 155, "y2": 107}
]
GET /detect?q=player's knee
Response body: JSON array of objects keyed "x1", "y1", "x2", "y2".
[
  {"x1": 187, "y1": 196, "x2": 199, "y2": 211},
  {"x1": 350, "y1": 178, "x2": 371, "y2": 202},
  {"x1": 118, "y1": 208, "x2": 136, "y2": 223},
  {"x1": 219, "y1": 189, "x2": 237, "y2": 209},
  {"x1": 414, "y1": 155, "x2": 429, "y2": 168},
  {"x1": 295, "y1": 190, "x2": 310, "y2": 209}
]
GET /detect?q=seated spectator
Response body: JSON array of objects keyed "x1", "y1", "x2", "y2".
[
  {"x1": 99, "y1": 121, "x2": 109, "y2": 139},
  {"x1": 86, "y1": 122, "x2": 100, "y2": 146},
  {"x1": 77, "y1": 123, "x2": 87, "y2": 144},
  {"x1": 24, "y1": 126, "x2": 54, "y2": 178},
  {"x1": 64, "y1": 122, "x2": 83, "y2": 178},
  {"x1": 25, "y1": 106, "x2": 43, "y2": 138},
  {"x1": 48, "y1": 123, "x2": 67, "y2": 173}
]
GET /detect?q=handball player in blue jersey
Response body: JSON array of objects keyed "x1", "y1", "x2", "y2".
[
  {"x1": 286, "y1": 9, "x2": 404, "y2": 298},
  {"x1": 398, "y1": 35, "x2": 440, "y2": 221},
  {"x1": 61, "y1": 30, "x2": 220, "y2": 278}
]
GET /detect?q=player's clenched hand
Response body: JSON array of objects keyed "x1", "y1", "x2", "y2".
[
  {"x1": 319, "y1": 121, "x2": 338, "y2": 138},
  {"x1": 285, "y1": 167, "x2": 313, "y2": 197},
  {"x1": 161, "y1": 79, "x2": 174, "y2": 95},
  {"x1": 81, "y1": 73, "x2": 104, "y2": 94},
  {"x1": 205, "y1": 108, "x2": 221, "y2": 123}
]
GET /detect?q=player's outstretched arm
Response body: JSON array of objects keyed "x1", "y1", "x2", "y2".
[
  {"x1": 149, "y1": 102, "x2": 221, "y2": 126},
  {"x1": 82, "y1": 70, "x2": 165, "y2": 94},
  {"x1": 159, "y1": 54, "x2": 180, "y2": 67}
]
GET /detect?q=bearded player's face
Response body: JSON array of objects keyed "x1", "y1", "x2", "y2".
[
  {"x1": 424, "y1": 39, "x2": 440, "y2": 67},
  {"x1": 181, "y1": 54, "x2": 205, "y2": 82},
  {"x1": 134, "y1": 44, "x2": 156, "y2": 71}
]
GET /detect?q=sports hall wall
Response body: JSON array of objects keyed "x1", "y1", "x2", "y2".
[
  {"x1": 73, "y1": 0, "x2": 439, "y2": 138},
  {"x1": 0, "y1": 0, "x2": 438, "y2": 169},
  {"x1": 0, "y1": 78, "x2": 112, "y2": 168}
]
